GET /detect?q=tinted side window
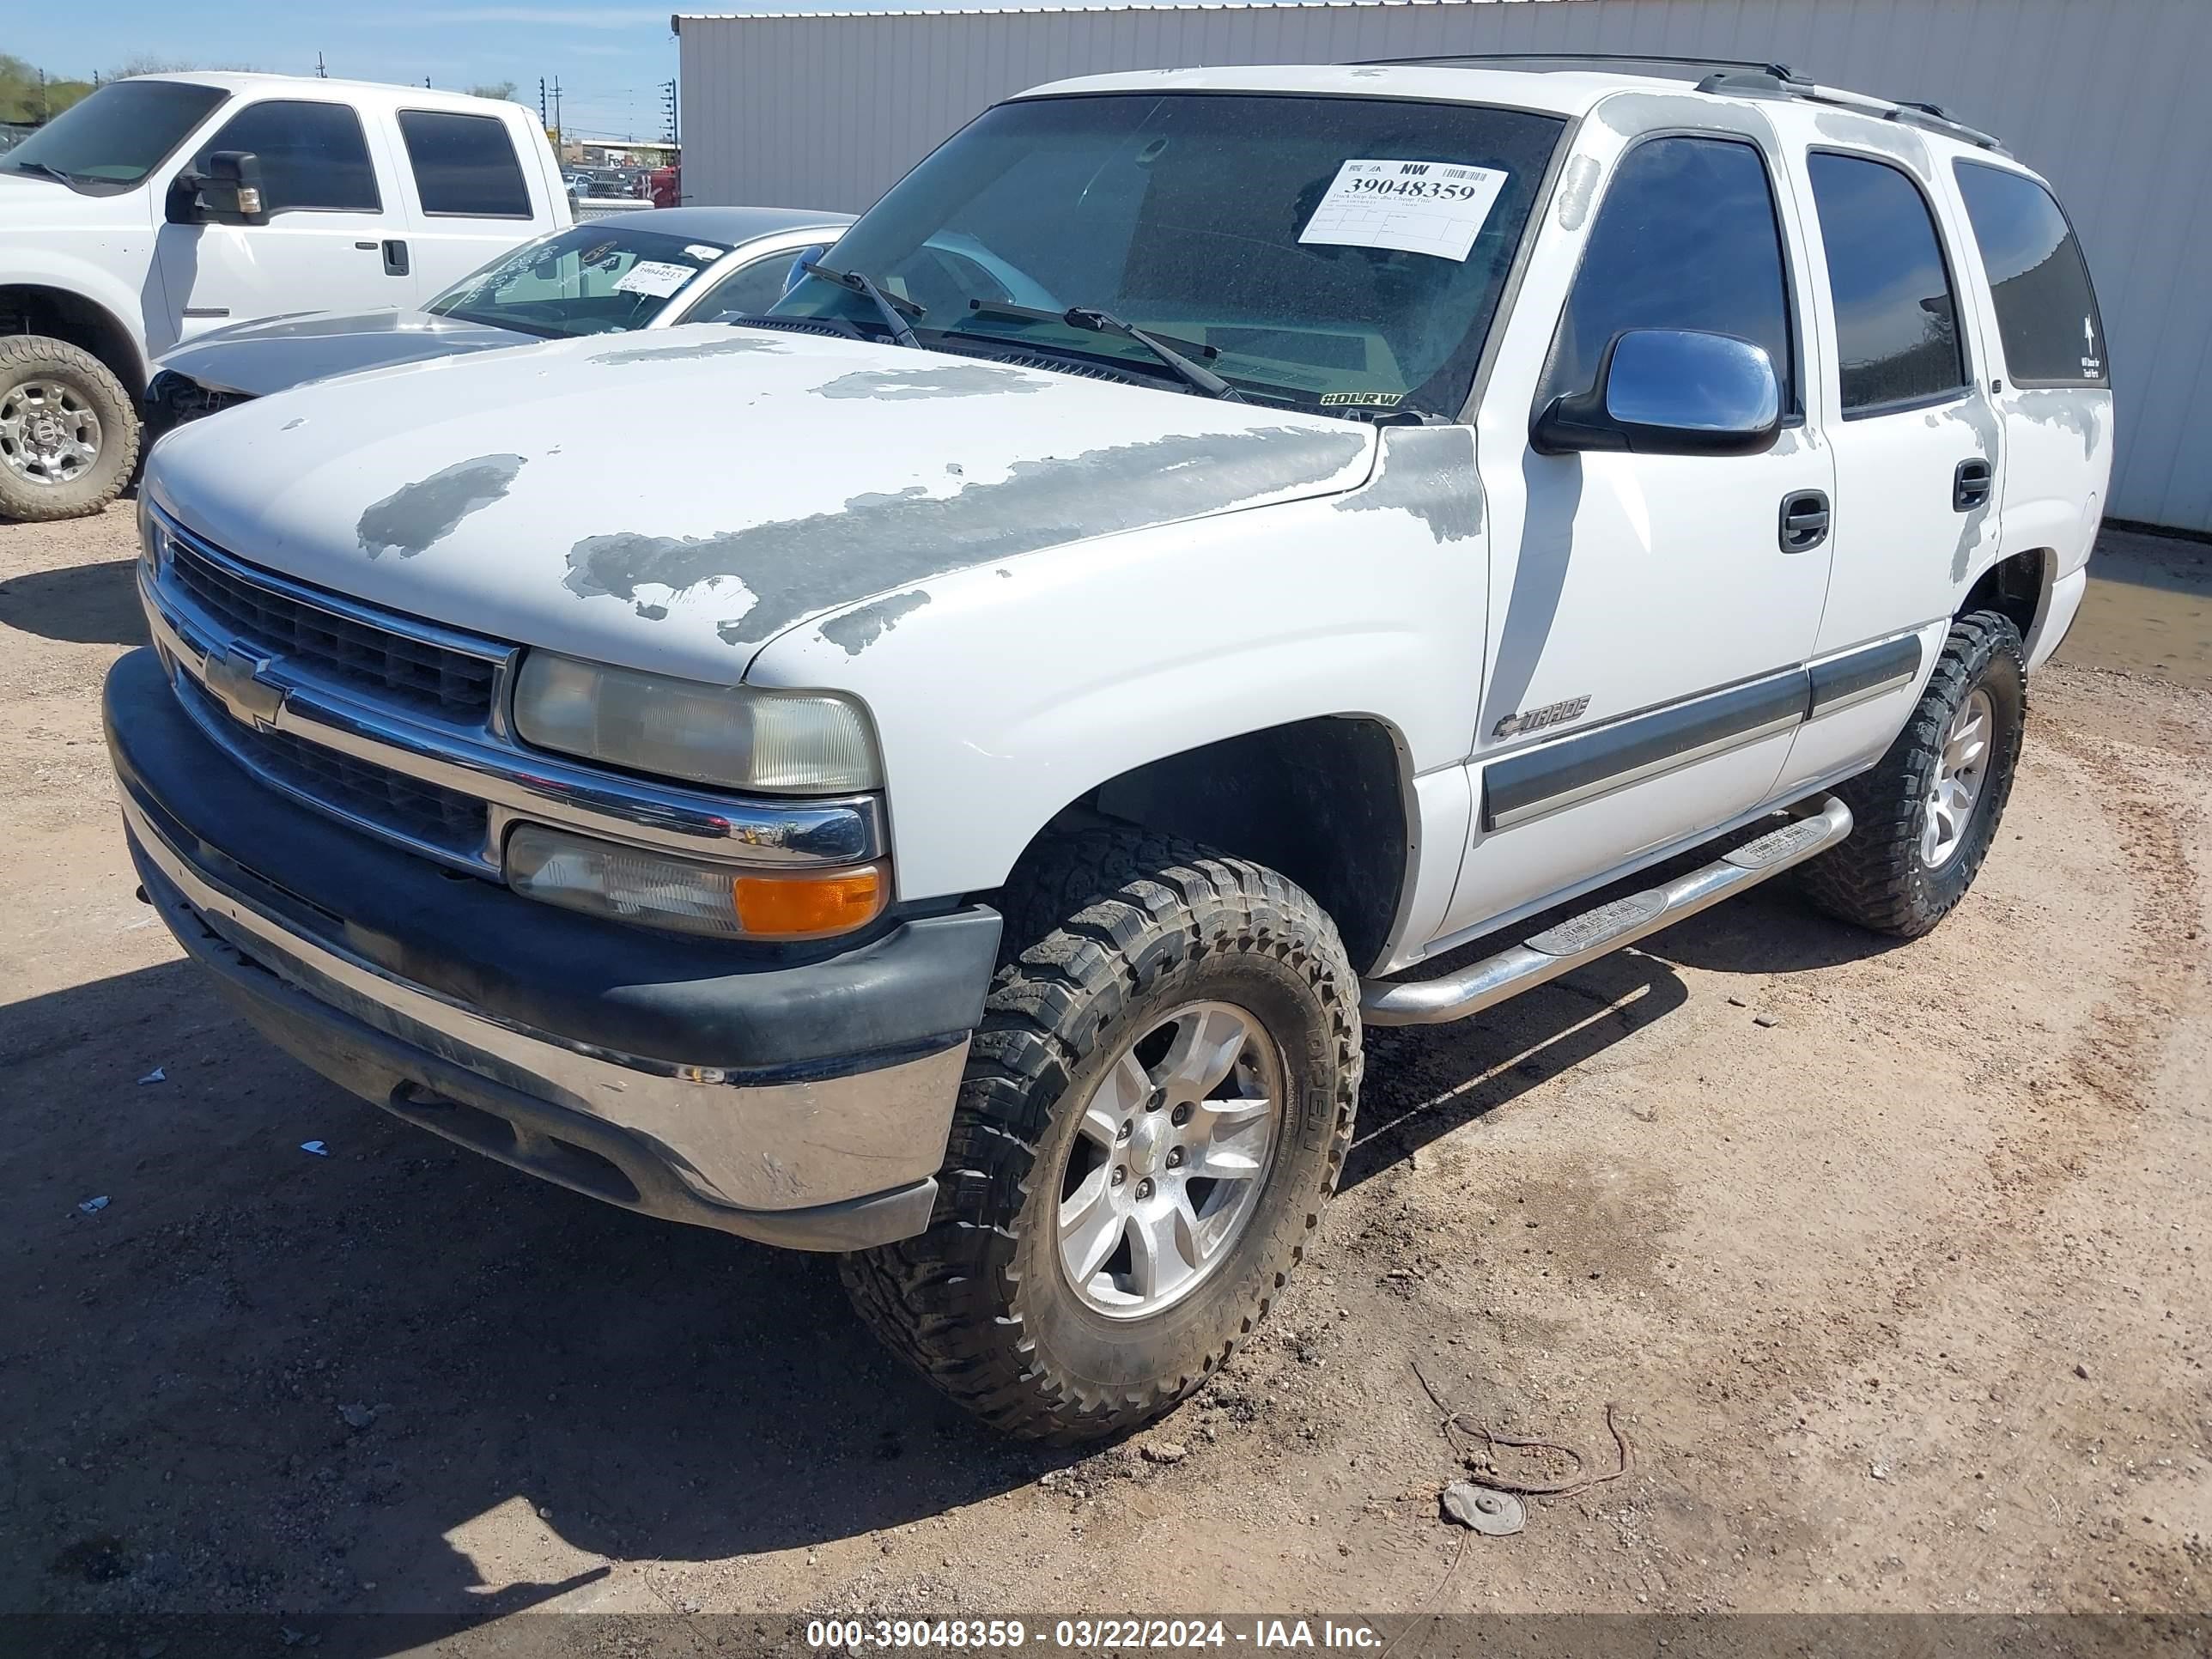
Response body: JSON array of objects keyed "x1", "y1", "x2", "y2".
[
  {"x1": 1954, "y1": 161, "x2": 2107, "y2": 386},
  {"x1": 1807, "y1": 153, "x2": 1968, "y2": 413},
  {"x1": 695, "y1": 251, "x2": 807, "y2": 320},
  {"x1": 1541, "y1": 136, "x2": 1795, "y2": 412},
  {"x1": 398, "y1": 111, "x2": 530, "y2": 217},
  {"x1": 193, "y1": 100, "x2": 379, "y2": 213}
]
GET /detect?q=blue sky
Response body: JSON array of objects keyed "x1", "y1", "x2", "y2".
[{"x1": 11, "y1": 4, "x2": 689, "y2": 142}]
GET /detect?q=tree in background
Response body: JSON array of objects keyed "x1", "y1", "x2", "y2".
[
  {"x1": 0, "y1": 53, "x2": 94, "y2": 124},
  {"x1": 467, "y1": 81, "x2": 519, "y2": 101}
]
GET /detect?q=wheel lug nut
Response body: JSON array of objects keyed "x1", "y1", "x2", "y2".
[
  {"x1": 1135, "y1": 1177, "x2": 1154, "y2": 1201},
  {"x1": 1110, "y1": 1165, "x2": 1127, "y2": 1187},
  {"x1": 1170, "y1": 1103, "x2": 1192, "y2": 1127},
  {"x1": 1165, "y1": 1148, "x2": 1183, "y2": 1170},
  {"x1": 1116, "y1": 1120, "x2": 1132, "y2": 1141}
]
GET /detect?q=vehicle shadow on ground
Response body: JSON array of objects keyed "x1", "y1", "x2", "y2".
[
  {"x1": 6, "y1": 883, "x2": 1906, "y2": 1634},
  {"x1": 1345, "y1": 880, "x2": 1905, "y2": 1186},
  {"x1": 3, "y1": 962, "x2": 1067, "y2": 1632},
  {"x1": 0, "y1": 556, "x2": 147, "y2": 647}
]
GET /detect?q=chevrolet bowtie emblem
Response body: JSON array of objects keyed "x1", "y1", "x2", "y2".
[{"x1": 203, "y1": 645, "x2": 287, "y2": 729}]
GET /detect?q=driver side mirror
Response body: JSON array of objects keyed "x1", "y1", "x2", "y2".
[
  {"x1": 782, "y1": 244, "x2": 828, "y2": 296},
  {"x1": 169, "y1": 150, "x2": 269, "y2": 226},
  {"x1": 1532, "y1": 328, "x2": 1781, "y2": 458}
]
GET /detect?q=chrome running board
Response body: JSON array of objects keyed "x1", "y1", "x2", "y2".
[{"x1": 1359, "y1": 795, "x2": 1855, "y2": 1027}]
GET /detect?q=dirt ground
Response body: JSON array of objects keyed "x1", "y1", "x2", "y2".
[{"x1": 3, "y1": 507, "x2": 2208, "y2": 1648}]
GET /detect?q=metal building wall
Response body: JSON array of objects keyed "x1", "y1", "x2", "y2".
[{"x1": 677, "y1": 0, "x2": 2212, "y2": 532}]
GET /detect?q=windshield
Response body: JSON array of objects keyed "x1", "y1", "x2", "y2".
[
  {"x1": 0, "y1": 80, "x2": 228, "y2": 191},
  {"x1": 426, "y1": 222, "x2": 735, "y2": 337},
  {"x1": 773, "y1": 93, "x2": 1564, "y2": 416}
]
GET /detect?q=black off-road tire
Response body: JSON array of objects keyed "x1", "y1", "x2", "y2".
[
  {"x1": 0, "y1": 336, "x2": 138, "y2": 522},
  {"x1": 1801, "y1": 610, "x2": 2027, "y2": 938},
  {"x1": 841, "y1": 829, "x2": 1362, "y2": 1443}
]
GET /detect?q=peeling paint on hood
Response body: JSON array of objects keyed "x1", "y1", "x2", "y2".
[
  {"x1": 144, "y1": 325, "x2": 1378, "y2": 681},
  {"x1": 151, "y1": 308, "x2": 532, "y2": 398}
]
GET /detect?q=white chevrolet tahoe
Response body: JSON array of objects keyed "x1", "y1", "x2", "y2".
[
  {"x1": 0, "y1": 73, "x2": 568, "y2": 520},
  {"x1": 107, "y1": 58, "x2": 2112, "y2": 1442}
]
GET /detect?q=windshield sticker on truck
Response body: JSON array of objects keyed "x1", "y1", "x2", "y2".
[
  {"x1": 1298, "y1": 160, "x2": 1510, "y2": 263},
  {"x1": 614, "y1": 259, "x2": 699, "y2": 298},
  {"x1": 1319, "y1": 392, "x2": 1404, "y2": 408}
]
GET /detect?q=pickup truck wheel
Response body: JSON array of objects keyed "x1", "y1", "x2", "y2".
[
  {"x1": 0, "y1": 337, "x2": 137, "y2": 522},
  {"x1": 840, "y1": 830, "x2": 1360, "y2": 1443},
  {"x1": 1801, "y1": 610, "x2": 2027, "y2": 938}
]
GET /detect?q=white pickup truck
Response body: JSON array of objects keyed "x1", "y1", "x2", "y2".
[
  {"x1": 0, "y1": 73, "x2": 568, "y2": 520},
  {"x1": 107, "y1": 58, "x2": 2111, "y2": 1442}
]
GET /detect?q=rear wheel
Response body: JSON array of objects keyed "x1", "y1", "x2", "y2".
[
  {"x1": 1802, "y1": 610, "x2": 2027, "y2": 938},
  {"x1": 0, "y1": 336, "x2": 137, "y2": 522},
  {"x1": 840, "y1": 829, "x2": 1360, "y2": 1443}
]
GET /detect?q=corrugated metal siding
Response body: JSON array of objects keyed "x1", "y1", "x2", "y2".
[{"x1": 679, "y1": 0, "x2": 2212, "y2": 530}]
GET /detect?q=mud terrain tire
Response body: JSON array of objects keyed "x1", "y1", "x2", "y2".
[
  {"x1": 1802, "y1": 610, "x2": 2027, "y2": 938},
  {"x1": 841, "y1": 829, "x2": 1361, "y2": 1443}
]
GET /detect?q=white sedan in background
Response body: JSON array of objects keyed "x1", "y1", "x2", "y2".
[{"x1": 142, "y1": 205, "x2": 855, "y2": 443}]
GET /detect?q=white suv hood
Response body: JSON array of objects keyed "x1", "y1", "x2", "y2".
[{"x1": 147, "y1": 325, "x2": 1376, "y2": 676}]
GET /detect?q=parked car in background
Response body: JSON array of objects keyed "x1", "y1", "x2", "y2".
[
  {"x1": 649, "y1": 163, "x2": 680, "y2": 209},
  {"x1": 142, "y1": 206, "x2": 853, "y2": 443},
  {"x1": 0, "y1": 72, "x2": 568, "y2": 521}
]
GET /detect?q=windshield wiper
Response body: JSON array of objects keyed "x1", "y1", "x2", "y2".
[
  {"x1": 3, "y1": 159, "x2": 77, "y2": 186},
  {"x1": 798, "y1": 261, "x2": 923, "y2": 349},
  {"x1": 963, "y1": 300, "x2": 1242, "y2": 401}
]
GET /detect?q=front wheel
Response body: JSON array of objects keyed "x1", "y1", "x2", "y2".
[
  {"x1": 0, "y1": 336, "x2": 139, "y2": 522},
  {"x1": 840, "y1": 830, "x2": 1361, "y2": 1443},
  {"x1": 1802, "y1": 610, "x2": 2027, "y2": 938}
]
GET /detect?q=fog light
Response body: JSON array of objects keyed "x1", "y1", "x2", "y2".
[{"x1": 507, "y1": 823, "x2": 886, "y2": 941}]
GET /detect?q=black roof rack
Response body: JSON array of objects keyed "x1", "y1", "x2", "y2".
[
  {"x1": 1349, "y1": 51, "x2": 2008, "y2": 155},
  {"x1": 1355, "y1": 51, "x2": 1797, "y2": 80}
]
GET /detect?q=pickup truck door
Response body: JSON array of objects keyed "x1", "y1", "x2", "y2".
[
  {"x1": 1436, "y1": 117, "x2": 1837, "y2": 945},
  {"x1": 386, "y1": 108, "x2": 560, "y2": 300},
  {"x1": 153, "y1": 98, "x2": 413, "y2": 344}
]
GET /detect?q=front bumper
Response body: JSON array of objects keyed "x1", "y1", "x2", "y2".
[{"x1": 106, "y1": 647, "x2": 1000, "y2": 1251}]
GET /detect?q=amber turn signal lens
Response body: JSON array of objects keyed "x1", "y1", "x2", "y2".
[{"x1": 732, "y1": 866, "x2": 886, "y2": 939}]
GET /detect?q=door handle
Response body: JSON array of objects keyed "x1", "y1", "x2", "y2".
[
  {"x1": 1778, "y1": 489, "x2": 1830, "y2": 553},
  {"x1": 1954, "y1": 457, "x2": 1993, "y2": 512},
  {"x1": 381, "y1": 239, "x2": 410, "y2": 277}
]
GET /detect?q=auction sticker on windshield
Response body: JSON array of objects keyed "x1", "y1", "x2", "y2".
[
  {"x1": 615, "y1": 259, "x2": 699, "y2": 298},
  {"x1": 1298, "y1": 160, "x2": 1510, "y2": 262}
]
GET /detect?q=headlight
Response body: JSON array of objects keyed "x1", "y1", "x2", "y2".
[
  {"x1": 138, "y1": 497, "x2": 169, "y2": 573},
  {"x1": 512, "y1": 652, "x2": 880, "y2": 793},
  {"x1": 506, "y1": 823, "x2": 886, "y2": 940}
]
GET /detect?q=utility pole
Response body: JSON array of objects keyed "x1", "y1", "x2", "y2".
[
  {"x1": 538, "y1": 76, "x2": 548, "y2": 127},
  {"x1": 37, "y1": 68, "x2": 47, "y2": 124},
  {"x1": 315, "y1": 52, "x2": 327, "y2": 78},
  {"x1": 550, "y1": 76, "x2": 562, "y2": 146},
  {"x1": 661, "y1": 77, "x2": 678, "y2": 146}
]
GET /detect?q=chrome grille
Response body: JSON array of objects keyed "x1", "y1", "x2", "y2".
[
  {"x1": 180, "y1": 678, "x2": 489, "y2": 856},
  {"x1": 142, "y1": 503, "x2": 884, "y2": 879},
  {"x1": 167, "y1": 533, "x2": 500, "y2": 724}
]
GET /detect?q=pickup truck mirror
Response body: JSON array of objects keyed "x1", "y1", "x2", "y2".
[
  {"x1": 1532, "y1": 328, "x2": 1780, "y2": 459},
  {"x1": 169, "y1": 150, "x2": 270, "y2": 227}
]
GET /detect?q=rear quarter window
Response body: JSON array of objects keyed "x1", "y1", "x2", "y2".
[
  {"x1": 1954, "y1": 161, "x2": 2108, "y2": 387},
  {"x1": 398, "y1": 110, "x2": 532, "y2": 217}
]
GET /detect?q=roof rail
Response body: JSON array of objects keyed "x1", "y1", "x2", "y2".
[
  {"x1": 1352, "y1": 51, "x2": 1798, "y2": 80},
  {"x1": 1345, "y1": 50, "x2": 2008, "y2": 155}
]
